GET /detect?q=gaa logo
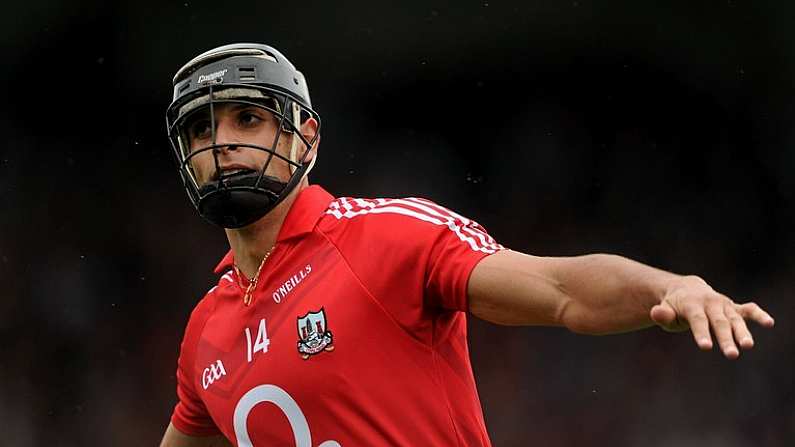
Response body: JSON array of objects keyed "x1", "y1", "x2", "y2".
[{"x1": 202, "y1": 359, "x2": 227, "y2": 390}]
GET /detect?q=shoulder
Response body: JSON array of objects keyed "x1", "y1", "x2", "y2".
[
  {"x1": 318, "y1": 196, "x2": 454, "y2": 244},
  {"x1": 323, "y1": 195, "x2": 450, "y2": 219},
  {"x1": 318, "y1": 195, "x2": 501, "y2": 254},
  {"x1": 320, "y1": 195, "x2": 465, "y2": 233},
  {"x1": 182, "y1": 274, "x2": 234, "y2": 343}
]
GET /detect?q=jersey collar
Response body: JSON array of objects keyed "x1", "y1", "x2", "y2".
[{"x1": 213, "y1": 185, "x2": 335, "y2": 273}]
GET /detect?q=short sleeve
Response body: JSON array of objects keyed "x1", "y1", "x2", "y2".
[
  {"x1": 321, "y1": 196, "x2": 504, "y2": 314},
  {"x1": 170, "y1": 301, "x2": 222, "y2": 436},
  {"x1": 415, "y1": 198, "x2": 504, "y2": 311}
]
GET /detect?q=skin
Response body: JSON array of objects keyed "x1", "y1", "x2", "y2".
[
  {"x1": 161, "y1": 101, "x2": 775, "y2": 446},
  {"x1": 186, "y1": 101, "x2": 319, "y2": 280}
]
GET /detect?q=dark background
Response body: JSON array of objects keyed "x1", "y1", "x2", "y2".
[{"x1": 1, "y1": 0, "x2": 792, "y2": 445}]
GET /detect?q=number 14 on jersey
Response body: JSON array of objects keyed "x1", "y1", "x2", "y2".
[{"x1": 245, "y1": 318, "x2": 270, "y2": 362}]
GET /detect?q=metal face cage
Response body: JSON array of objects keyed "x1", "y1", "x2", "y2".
[{"x1": 167, "y1": 84, "x2": 319, "y2": 213}]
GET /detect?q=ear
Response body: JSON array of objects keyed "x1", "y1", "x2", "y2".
[
  {"x1": 300, "y1": 117, "x2": 318, "y2": 141},
  {"x1": 300, "y1": 117, "x2": 320, "y2": 159}
]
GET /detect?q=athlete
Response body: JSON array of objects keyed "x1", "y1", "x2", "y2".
[{"x1": 159, "y1": 43, "x2": 775, "y2": 447}]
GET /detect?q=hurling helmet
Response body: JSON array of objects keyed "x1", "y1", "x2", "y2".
[{"x1": 166, "y1": 43, "x2": 321, "y2": 228}]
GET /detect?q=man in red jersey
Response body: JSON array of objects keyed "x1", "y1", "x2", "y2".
[{"x1": 160, "y1": 43, "x2": 775, "y2": 447}]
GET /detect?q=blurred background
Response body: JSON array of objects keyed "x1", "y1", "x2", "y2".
[{"x1": 1, "y1": 0, "x2": 792, "y2": 445}]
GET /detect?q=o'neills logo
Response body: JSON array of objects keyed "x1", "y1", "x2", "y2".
[
  {"x1": 272, "y1": 264, "x2": 312, "y2": 303},
  {"x1": 197, "y1": 68, "x2": 228, "y2": 84}
]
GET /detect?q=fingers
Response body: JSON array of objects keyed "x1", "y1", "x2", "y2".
[
  {"x1": 705, "y1": 301, "x2": 738, "y2": 359},
  {"x1": 650, "y1": 302, "x2": 677, "y2": 327},
  {"x1": 661, "y1": 278, "x2": 774, "y2": 360},
  {"x1": 683, "y1": 304, "x2": 713, "y2": 351},
  {"x1": 736, "y1": 302, "x2": 775, "y2": 328},
  {"x1": 725, "y1": 302, "x2": 754, "y2": 351},
  {"x1": 706, "y1": 297, "x2": 772, "y2": 359}
]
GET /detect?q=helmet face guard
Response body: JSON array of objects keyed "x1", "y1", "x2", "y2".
[{"x1": 165, "y1": 44, "x2": 321, "y2": 228}]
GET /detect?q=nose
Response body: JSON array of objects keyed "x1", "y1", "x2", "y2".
[{"x1": 211, "y1": 119, "x2": 240, "y2": 154}]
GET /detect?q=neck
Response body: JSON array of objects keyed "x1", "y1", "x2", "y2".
[{"x1": 225, "y1": 180, "x2": 307, "y2": 279}]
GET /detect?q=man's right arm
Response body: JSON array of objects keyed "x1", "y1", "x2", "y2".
[{"x1": 159, "y1": 423, "x2": 232, "y2": 447}]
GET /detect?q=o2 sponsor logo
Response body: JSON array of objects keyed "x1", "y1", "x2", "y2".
[{"x1": 233, "y1": 384, "x2": 341, "y2": 447}]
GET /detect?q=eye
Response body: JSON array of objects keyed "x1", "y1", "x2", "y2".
[
  {"x1": 188, "y1": 118, "x2": 212, "y2": 140},
  {"x1": 238, "y1": 110, "x2": 263, "y2": 127}
]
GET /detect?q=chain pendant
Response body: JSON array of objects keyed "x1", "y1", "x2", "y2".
[
  {"x1": 243, "y1": 281, "x2": 256, "y2": 306},
  {"x1": 238, "y1": 249, "x2": 272, "y2": 307}
]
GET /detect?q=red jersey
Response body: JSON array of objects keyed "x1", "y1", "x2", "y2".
[{"x1": 170, "y1": 185, "x2": 504, "y2": 446}]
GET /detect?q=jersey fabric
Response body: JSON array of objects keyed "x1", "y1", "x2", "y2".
[{"x1": 170, "y1": 185, "x2": 505, "y2": 446}]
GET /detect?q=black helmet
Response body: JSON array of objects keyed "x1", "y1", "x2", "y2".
[{"x1": 166, "y1": 43, "x2": 321, "y2": 228}]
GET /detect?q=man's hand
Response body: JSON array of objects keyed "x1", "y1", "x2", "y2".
[{"x1": 649, "y1": 276, "x2": 775, "y2": 359}]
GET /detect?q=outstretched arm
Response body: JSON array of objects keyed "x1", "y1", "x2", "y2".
[{"x1": 467, "y1": 250, "x2": 775, "y2": 359}]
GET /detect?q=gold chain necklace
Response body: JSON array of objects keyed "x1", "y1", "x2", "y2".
[{"x1": 235, "y1": 248, "x2": 273, "y2": 306}]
